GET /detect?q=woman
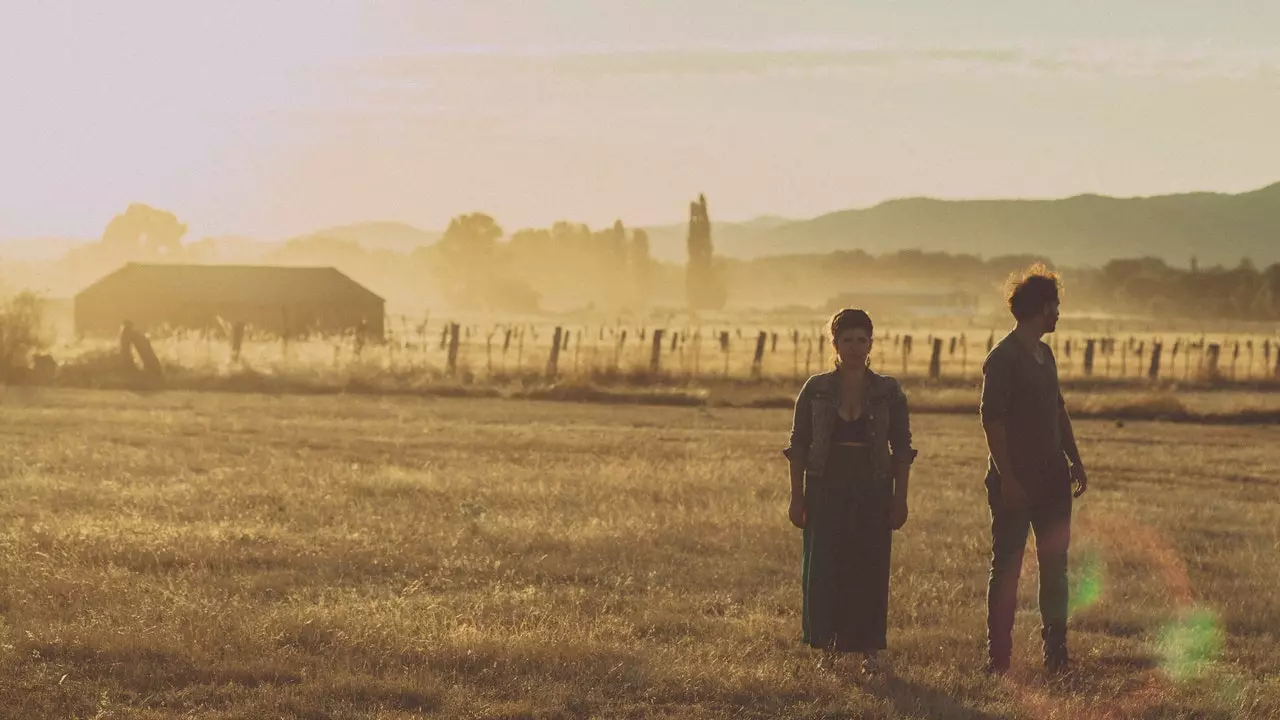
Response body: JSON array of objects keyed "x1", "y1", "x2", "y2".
[{"x1": 783, "y1": 309, "x2": 917, "y2": 675}]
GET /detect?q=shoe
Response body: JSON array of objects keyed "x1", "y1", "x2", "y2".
[
  {"x1": 1042, "y1": 624, "x2": 1068, "y2": 673},
  {"x1": 860, "y1": 655, "x2": 882, "y2": 677},
  {"x1": 984, "y1": 658, "x2": 1010, "y2": 676},
  {"x1": 817, "y1": 652, "x2": 838, "y2": 672}
]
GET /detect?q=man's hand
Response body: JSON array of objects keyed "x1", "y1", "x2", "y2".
[
  {"x1": 788, "y1": 495, "x2": 807, "y2": 529},
  {"x1": 889, "y1": 498, "x2": 909, "y2": 531},
  {"x1": 1071, "y1": 464, "x2": 1089, "y2": 498},
  {"x1": 1000, "y1": 477, "x2": 1029, "y2": 510}
]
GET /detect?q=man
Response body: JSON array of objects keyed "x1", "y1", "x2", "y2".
[{"x1": 980, "y1": 265, "x2": 1088, "y2": 675}]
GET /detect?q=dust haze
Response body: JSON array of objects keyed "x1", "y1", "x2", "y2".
[{"x1": 3, "y1": 4, "x2": 1280, "y2": 719}]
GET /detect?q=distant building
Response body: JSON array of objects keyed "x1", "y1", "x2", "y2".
[
  {"x1": 825, "y1": 288, "x2": 980, "y2": 319},
  {"x1": 74, "y1": 263, "x2": 385, "y2": 338}
]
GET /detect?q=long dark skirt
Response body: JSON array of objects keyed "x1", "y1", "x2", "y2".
[{"x1": 801, "y1": 445, "x2": 893, "y2": 653}]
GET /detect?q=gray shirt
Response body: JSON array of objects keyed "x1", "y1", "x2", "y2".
[{"x1": 980, "y1": 332, "x2": 1069, "y2": 499}]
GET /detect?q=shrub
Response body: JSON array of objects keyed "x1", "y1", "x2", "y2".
[{"x1": 0, "y1": 291, "x2": 48, "y2": 377}]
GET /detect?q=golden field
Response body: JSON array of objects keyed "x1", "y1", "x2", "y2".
[{"x1": 0, "y1": 388, "x2": 1277, "y2": 719}]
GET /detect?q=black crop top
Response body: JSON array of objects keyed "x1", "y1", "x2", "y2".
[{"x1": 832, "y1": 413, "x2": 870, "y2": 444}]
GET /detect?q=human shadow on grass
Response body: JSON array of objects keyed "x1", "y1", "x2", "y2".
[{"x1": 865, "y1": 673, "x2": 1001, "y2": 720}]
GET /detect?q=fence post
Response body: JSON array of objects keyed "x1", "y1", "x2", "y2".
[
  {"x1": 751, "y1": 331, "x2": 767, "y2": 379},
  {"x1": 576, "y1": 330, "x2": 584, "y2": 374},
  {"x1": 792, "y1": 330, "x2": 799, "y2": 380},
  {"x1": 650, "y1": 329, "x2": 666, "y2": 373},
  {"x1": 721, "y1": 331, "x2": 731, "y2": 378},
  {"x1": 231, "y1": 321, "x2": 245, "y2": 364},
  {"x1": 901, "y1": 335, "x2": 913, "y2": 377},
  {"x1": 420, "y1": 312, "x2": 430, "y2": 365},
  {"x1": 547, "y1": 326, "x2": 563, "y2": 380},
  {"x1": 928, "y1": 338, "x2": 943, "y2": 380},
  {"x1": 1083, "y1": 338, "x2": 1096, "y2": 376},
  {"x1": 690, "y1": 330, "x2": 701, "y2": 379},
  {"x1": 1205, "y1": 343, "x2": 1221, "y2": 378},
  {"x1": 446, "y1": 322, "x2": 461, "y2": 375},
  {"x1": 281, "y1": 306, "x2": 290, "y2": 360},
  {"x1": 1148, "y1": 341, "x2": 1162, "y2": 381}
]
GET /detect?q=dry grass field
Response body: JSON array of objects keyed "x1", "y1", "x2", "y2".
[{"x1": 0, "y1": 388, "x2": 1277, "y2": 719}]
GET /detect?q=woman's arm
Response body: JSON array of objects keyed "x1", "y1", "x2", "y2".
[
  {"x1": 888, "y1": 380, "x2": 917, "y2": 529},
  {"x1": 785, "y1": 378, "x2": 814, "y2": 528},
  {"x1": 784, "y1": 377, "x2": 814, "y2": 469}
]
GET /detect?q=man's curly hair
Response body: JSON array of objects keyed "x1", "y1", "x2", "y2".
[{"x1": 1004, "y1": 263, "x2": 1063, "y2": 321}]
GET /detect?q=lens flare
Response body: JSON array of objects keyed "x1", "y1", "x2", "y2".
[
  {"x1": 1008, "y1": 512, "x2": 1242, "y2": 720},
  {"x1": 1157, "y1": 607, "x2": 1224, "y2": 681},
  {"x1": 1069, "y1": 547, "x2": 1104, "y2": 613}
]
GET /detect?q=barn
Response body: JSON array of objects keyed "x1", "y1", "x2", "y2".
[{"x1": 74, "y1": 263, "x2": 385, "y2": 338}]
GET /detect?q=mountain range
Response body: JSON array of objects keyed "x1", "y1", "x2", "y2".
[
  {"x1": 262, "y1": 182, "x2": 1280, "y2": 268},
  {"x1": 4, "y1": 183, "x2": 1278, "y2": 268},
  {"x1": 719, "y1": 183, "x2": 1280, "y2": 268}
]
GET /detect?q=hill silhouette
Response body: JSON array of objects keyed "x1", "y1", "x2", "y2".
[
  {"x1": 722, "y1": 183, "x2": 1280, "y2": 268},
  {"x1": 290, "y1": 221, "x2": 441, "y2": 254},
  {"x1": 637, "y1": 216, "x2": 795, "y2": 263},
  {"x1": 4, "y1": 185, "x2": 1277, "y2": 272}
]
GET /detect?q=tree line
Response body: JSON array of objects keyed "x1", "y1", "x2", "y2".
[{"x1": 9, "y1": 201, "x2": 1280, "y2": 322}]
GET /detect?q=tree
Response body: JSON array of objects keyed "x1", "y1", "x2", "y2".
[
  {"x1": 0, "y1": 291, "x2": 47, "y2": 373},
  {"x1": 630, "y1": 228, "x2": 652, "y2": 308},
  {"x1": 100, "y1": 204, "x2": 187, "y2": 260},
  {"x1": 428, "y1": 213, "x2": 504, "y2": 307},
  {"x1": 437, "y1": 213, "x2": 502, "y2": 266},
  {"x1": 686, "y1": 194, "x2": 726, "y2": 311},
  {"x1": 596, "y1": 219, "x2": 630, "y2": 307}
]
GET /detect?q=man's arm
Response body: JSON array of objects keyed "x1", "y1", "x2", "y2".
[
  {"x1": 983, "y1": 422, "x2": 1016, "y2": 483},
  {"x1": 1059, "y1": 402, "x2": 1082, "y2": 468},
  {"x1": 983, "y1": 422, "x2": 1027, "y2": 508},
  {"x1": 1059, "y1": 396, "x2": 1088, "y2": 497},
  {"x1": 981, "y1": 349, "x2": 1027, "y2": 507}
]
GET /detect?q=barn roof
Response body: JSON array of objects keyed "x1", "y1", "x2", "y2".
[{"x1": 77, "y1": 263, "x2": 385, "y2": 305}]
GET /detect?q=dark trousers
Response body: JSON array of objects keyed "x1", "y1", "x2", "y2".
[{"x1": 986, "y1": 482, "x2": 1072, "y2": 664}]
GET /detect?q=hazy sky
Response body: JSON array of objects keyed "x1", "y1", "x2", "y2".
[{"x1": 2, "y1": 0, "x2": 1279, "y2": 241}]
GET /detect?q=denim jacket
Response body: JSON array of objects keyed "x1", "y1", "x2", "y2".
[{"x1": 783, "y1": 368, "x2": 918, "y2": 481}]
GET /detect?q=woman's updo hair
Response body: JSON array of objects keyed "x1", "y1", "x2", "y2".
[{"x1": 829, "y1": 308, "x2": 874, "y2": 368}]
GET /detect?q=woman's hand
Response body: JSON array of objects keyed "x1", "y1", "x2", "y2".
[
  {"x1": 788, "y1": 495, "x2": 807, "y2": 529},
  {"x1": 889, "y1": 498, "x2": 909, "y2": 531}
]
